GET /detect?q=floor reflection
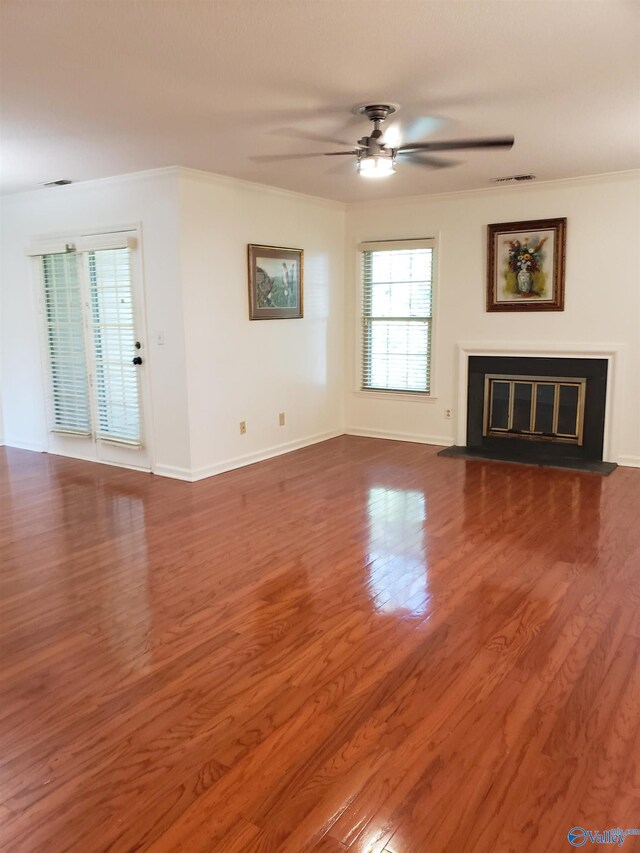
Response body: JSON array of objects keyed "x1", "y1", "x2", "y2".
[
  {"x1": 101, "y1": 490, "x2": 152, "y2": 667},
  {"x1": 55, "y1": 470, "x2": 152, "y2": 667},
  {"x1": 366, "y1": 486, "x2": 429, "y2": 616},
  {"x1": 462, "y1": 462, "x2": 603, "y2": 562}
]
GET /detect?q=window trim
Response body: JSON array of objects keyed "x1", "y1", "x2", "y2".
[
  {"x1": 356, "y1": 236, "x2": 439, "y2": 399},
  {"x1": 352, "y1": 389, "x2": 439, "y2": 403}
]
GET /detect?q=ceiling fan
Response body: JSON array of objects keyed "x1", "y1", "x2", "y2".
[{"x1": 262, "y1": 104, "x2": 514, "y2": 178}]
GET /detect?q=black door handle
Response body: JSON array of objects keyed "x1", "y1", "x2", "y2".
[{"x1": 132, "y1": 356, "x2": 143, "y2": 366}]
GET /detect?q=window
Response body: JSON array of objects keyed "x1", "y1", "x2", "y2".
[{"x1": 360, "y1": 240, "x2": 435, "y2": 394}]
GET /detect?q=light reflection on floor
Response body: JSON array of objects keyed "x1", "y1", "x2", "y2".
[{"x1": 366, "y1": 486, "x2": 429, "y2": 616}]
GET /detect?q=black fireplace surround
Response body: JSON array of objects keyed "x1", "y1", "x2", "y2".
[{"x1": 440, "y1": 355, "x2": 615, "y2": 473}]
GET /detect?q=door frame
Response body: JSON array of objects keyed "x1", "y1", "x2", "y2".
[{"x1": 29, "y1": 222, "x2": 156, "y2": 474}]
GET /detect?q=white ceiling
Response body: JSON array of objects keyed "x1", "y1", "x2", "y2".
[{"x1": 1, "y1": 0, "x2": 639, "y2": 202}]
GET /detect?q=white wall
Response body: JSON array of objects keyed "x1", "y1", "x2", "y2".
[
  {"x1": 178, "y1": 169, "x2": 346, "y2": 478},
  {"x1": 0, "y1": 294, "x2": 4, "y2": 447},
  {"x1": 0, "y1": 166, "x2": 346, "y2": 480},
  {"x1": 0, "y1": 170, "x2": 192, "y2": 472},
  {"x1": 2, "y1": 167, "x2": 638, "y2": 476},
  {"x1": 344, "y1": 172, "x2": 640, "y2": 467},
  {"x1": 0, "y1": 253, "x2": 4, "y2": 446}
]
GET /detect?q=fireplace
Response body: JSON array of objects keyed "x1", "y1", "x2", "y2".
[
  {"x1": 483, "y1": 373, "x2": 586, "y2": 445},
  {"x1": 441, "y1": 354, "x2": 616, "y2": 473}
]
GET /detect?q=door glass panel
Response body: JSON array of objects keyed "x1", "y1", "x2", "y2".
[
  {"x1": 557, "y1": 384, "x2": 579, "y2": 436},
  {"x1": 42, "y1": 253, "x2": 92, "y2": 434},
  {"x1": 88, "y1": 248, "x2": 141, "y2": 444},
  {"x1": 534, "y1": 384, "x2": 555, "y2": 433},
  {"x1": 512, "y1": 383, "x2": 533, "y2": 431},
  {"x1": 489, "y1": 381, "x2": 510, "y2": 430}
]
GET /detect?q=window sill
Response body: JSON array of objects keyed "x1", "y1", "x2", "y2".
[{"x1": 353, "y1": 390, "x2": 439, "y2": 403}]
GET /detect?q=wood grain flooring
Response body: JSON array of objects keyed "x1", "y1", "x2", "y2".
[{"x1": 1, "y1": 437, "x2": 639, "y2": 852}]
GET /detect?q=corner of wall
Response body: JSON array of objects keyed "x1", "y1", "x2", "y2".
[
  {"x1": 176, "y1": 169, "x2": 347, "y2": 480},
  {"x1": 342, "y1": 172, "x2": 640, "y2": 460}
]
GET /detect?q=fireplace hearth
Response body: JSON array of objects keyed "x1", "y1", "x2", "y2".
[{"x1": 439, "y1": 355, "x2": 616, "y2": 474}]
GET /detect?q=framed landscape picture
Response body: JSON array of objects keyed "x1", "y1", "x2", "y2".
[
  {"x1": 248, "y1": 244, "x2": 303, "y2": 320},
  {"x1": 486, "y1": 218, "x2": 566, "y2": 312}
]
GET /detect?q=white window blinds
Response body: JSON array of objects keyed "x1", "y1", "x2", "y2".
[
  {"x1": 88, "y1": 248, "x2": 141, "y2": 444},
  {"x1": 41, "y1": 253, "x2": 92, "y2": 434},
  {"x1": 361, "y1": 241, "x2": 435, "y2": 394}
]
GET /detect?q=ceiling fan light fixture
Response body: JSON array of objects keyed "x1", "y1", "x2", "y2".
[{"x1": 358, "y1": 153, "x2": 396, "y2": 178}]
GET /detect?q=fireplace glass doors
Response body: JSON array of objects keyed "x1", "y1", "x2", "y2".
[{"x1": 483, "y1": 374, "x2": 586, "y2": 445}]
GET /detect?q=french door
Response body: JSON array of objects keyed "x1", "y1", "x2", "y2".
[{"x1": 36, "y1": 231, "x2": 151, "y2": 471}]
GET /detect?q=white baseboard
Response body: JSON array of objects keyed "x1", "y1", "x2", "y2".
[
  {"x1": 617, "y1": 455, "x2": 640, "y2": 469},
  {"x1": 46, "y1": 449, "x2": 152, "y2": 474},
  {"x1": 4, "y1": 431, "x2": 344, "y2": 482},
  {"x1": 4, "y1": 440, "x2": 153, "y2": 474},
  {"x1": 153, "y1": 463, "x2": 194, "y2": 481},
  {"x1": 188, "y1": 429, "x2": 344, "y2": 482},
  {"x1": 4, "y1": 438, "x2": 46, "y2": 453},
  {"x1": 345, "y1": 427, "x2": 454, "y2": 447},
  {"x1": 38, "y1": 446, "x2": 152, "y2": 474}
]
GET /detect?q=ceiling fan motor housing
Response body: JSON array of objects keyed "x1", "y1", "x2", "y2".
[
  {"x1": 355, "y1": 106, "x2": 397, "y2": 160},
  {"x1": 356, "y1": 103, "x2": 397, "y2": 123}
]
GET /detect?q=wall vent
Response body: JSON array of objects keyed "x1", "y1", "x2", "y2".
[{"x1": 491, "y1": 174, "x2": 536, "y2": 184}]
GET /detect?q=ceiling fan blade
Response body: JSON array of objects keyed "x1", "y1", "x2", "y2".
[
  {"x1": 250, "y1": 152, "x2": 330, "y2": 162},
  {"x1": 324, "y1": 150, "x2": 360, "y2": 157},
  {"x1": 399, "y1": 153, "x2": 459, "y2": 170},
  {"x1": 326, "y1": 158, "x2": 358, "y2": 175},
  {"x1": 398, "y1": 136, "x2": 514, "y2": 153},
  {"x1": 382, "y1": 122, "x2": 402, "y2": 149},
  {"x1": 269, "y1": 127, "x2": 361, "y2": 148},
  {"x1": 400, "y1": 115, "x2": 445, "y2": 143}
]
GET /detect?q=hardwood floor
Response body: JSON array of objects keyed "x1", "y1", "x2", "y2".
[{"x1": 1, "y1": 437, "x2": 639, "y2": 852}]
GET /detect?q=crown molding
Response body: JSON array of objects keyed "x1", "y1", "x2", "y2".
[
  {"x1": 0, "y1": 166, "x2": 183, "y2": 204},
  {"x1": 3, "y1": 165, "x2": 636, "y2": 209},
  {"x1": 346, "y1": 169, "x2": 640, "y2": 210},
  {"x1": 176, "y1": 166, "x2": 347, "y2": 210},
  {"x1": 1, "y1": 165, "x2": 347, "y2": 211}
]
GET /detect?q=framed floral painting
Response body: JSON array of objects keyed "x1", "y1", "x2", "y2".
[{"x1": 486, "y1": 218, "x2": 566, "y2": 312}]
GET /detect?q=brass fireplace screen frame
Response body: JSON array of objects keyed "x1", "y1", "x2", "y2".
[{"x1": 483, "y1": 374, "x2": 587, "y2": 445}]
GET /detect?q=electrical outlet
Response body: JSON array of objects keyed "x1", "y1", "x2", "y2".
[
  {"x1": 279, "y1": 412, "x2": 285, "y2": 426},
  {"x1": 444, "y1": 408, "x2": 453, "y2": 420},
  {"x1": 239, "y1": 421, "x2": 247, "y2": 435}
]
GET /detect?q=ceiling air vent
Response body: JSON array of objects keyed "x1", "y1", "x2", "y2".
[
  {"x1": 43, "y1": 179, "x2": 73, "y2": 187},
  {"x1": 492, "y1": 174, "x2": 536, "y2": 184}
]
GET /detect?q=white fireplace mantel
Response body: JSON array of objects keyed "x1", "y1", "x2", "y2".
[{"x1": 455, "y1": 342, "x2": 624, "y2": 463}]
